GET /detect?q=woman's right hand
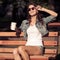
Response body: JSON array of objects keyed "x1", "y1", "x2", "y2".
[{"x1": 15, "y1": 28, "x2": 21, "y2": 37}]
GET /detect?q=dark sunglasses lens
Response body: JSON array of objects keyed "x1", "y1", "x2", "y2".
[{"x1": 32, "y1": 7, "x2": 35, "y2": 10}]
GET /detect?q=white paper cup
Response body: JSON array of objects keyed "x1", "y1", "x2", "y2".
[{"x1": 10, "y1": 22, "x2": 16, "y2": 30}]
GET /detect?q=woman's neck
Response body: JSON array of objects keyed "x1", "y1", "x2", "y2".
[
  {"x1": 31, "y1": 15, "x2": 37, "y2": 21},
  {"x1": 30, "y1": 16, "x2": 37, "y2": 26}
]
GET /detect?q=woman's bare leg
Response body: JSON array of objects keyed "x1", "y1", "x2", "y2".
[
  {"x1": 18, "y1": 46, "x2": 29, "y2": 60},
  {"x1": 18, "y1": 46, "x2": 43, "y2": 60},
  {"x1": 13, "y1": 46, "x2": 43, "y2": 60},
  {"x1": 13, "y1": 48, "x2": 21, "y2": 60}
]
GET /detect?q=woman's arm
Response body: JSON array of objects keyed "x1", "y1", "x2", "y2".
[{"x1": 36, "y1": 5, "x2": 58, "y2": 17}]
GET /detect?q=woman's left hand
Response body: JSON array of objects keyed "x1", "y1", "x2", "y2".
[{"x1": 36, "y1": 5, "x2": 43, "y2": 11}]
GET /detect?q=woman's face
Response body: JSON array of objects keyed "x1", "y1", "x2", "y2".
[{"x1": 28, "y1": 5, "x2": 38, "y2": 16}]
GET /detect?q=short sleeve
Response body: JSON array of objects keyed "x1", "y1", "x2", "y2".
[{"x1": 43, "y1": 16, "x2": 56, "y2": 24}]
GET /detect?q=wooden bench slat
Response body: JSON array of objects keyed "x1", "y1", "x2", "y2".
[
  {"x1": 0, "y1": 32, "x2": 58, "y2": 37},
  {"x1": 0, "y1": 32, "x2": 16, "y2": 36},
  {"x1": 0, "y1": 48, "x2": 57, "y2": 54},
  {"x1": 48, "y1": 32, "x2": 58, "y2": 36},
  {"x1": 0, "y1": 32, "x2": 24, "y2": 36},
  {"x1": 43, "y1": 40, "x2": 57, "y2": 46},
  {"x1": 0, "y1": 48, "x2": 13, "y2": 53},
  {"x1": 48, "y1": 22, "x2": 60, "y2": 26},
  {"x1": 0, "y1": 40, "x2": 57, "y2": 46},
  {"x1": 45, "y1": 49, "x2": 57, "y2": 54},
  {"x1": 0, "y1": 53, "x2": 56, "y2": 60},
  {"x1": 0, "y1": 40, "x2": 26, "y2": 45}
]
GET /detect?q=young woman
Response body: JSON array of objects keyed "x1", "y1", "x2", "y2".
[{"x1": 13, "y1": 2, "x2": 58, "y2": 60}]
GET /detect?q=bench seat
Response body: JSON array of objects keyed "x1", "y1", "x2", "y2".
[{"x1": 0, "y1": 53, "x2": 56, "y2": 60}]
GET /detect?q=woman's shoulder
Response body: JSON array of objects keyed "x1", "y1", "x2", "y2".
[{"x1": 22, "y1": 19, "x2": 29, "y2": 24}]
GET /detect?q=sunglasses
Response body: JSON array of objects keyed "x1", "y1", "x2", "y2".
[{"x1": 28, "y1": 7, "x2": 35, "y2": 11}]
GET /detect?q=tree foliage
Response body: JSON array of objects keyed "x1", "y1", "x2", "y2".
[{"x1": 0, "y1": 0, "x2": 49, "y2": 22}]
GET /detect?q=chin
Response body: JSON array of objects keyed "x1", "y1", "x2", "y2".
[{"x1": 30, "y1": 14, "x2": 37, "y2": 17}]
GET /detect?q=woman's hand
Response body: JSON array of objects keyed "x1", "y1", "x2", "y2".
[
  {"x1": 36, "y1": 5, "x2": 43, "y2": 11},
  {"x1": 15, "y1": 28, "x2": 21, "y2": 37}
]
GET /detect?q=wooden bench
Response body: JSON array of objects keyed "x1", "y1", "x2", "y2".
[
  {"x1": 48, "y1": 22, "x2": 60, "y2": 31},
  {"x1": 48, "y1": 22, "x2": 60, "y2": 27},
  {"x1": 0, "y1": 32, "x2": 58, "y2": 60}
]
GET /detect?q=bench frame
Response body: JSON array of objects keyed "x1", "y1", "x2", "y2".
[{"x1": 0, "y1": 32, "x2": 58, "y2": 60}]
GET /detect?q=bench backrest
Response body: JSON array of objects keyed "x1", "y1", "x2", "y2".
[{"x1": 0, "y1": 32, "x2": 58, "y2": 59}]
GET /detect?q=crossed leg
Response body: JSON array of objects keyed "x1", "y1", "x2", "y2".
[{"x1": 13, "y1": 46, "x2": 43, "y2": 60}]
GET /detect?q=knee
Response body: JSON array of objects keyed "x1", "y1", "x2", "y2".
[
  {"x1": 18, "y1": 46, "x2": 25, "y2": 52},
  {"x1": 13, "y1": 48, "x2": 18, "y2": 54}
]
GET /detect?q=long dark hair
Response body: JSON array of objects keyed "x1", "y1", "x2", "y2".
[{"x1": 27, "y1": 2, "x2": 44, "y2": 25}]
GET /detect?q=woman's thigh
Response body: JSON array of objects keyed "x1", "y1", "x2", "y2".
[{"x1": 18, "y1": 46, "x2": 43, "y2": 55}]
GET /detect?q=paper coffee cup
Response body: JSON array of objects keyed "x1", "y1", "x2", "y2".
[{"x1": 10, "y1": 22, "x2": 16, "y2": 30}]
